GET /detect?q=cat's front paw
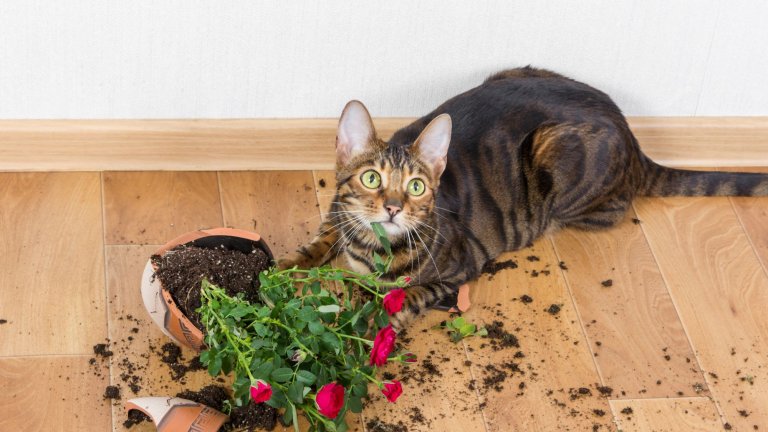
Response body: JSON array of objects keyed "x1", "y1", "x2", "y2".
[
  {"x1": 276, "y1": 254, "x2": 305, "y2": 271},
  {"x1": 389, "y1": 305, "x2": 418, "y2": 333}
]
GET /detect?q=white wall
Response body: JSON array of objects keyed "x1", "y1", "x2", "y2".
[{"x1": 0, "y1": 1, "x2": 766, "y2": 119}]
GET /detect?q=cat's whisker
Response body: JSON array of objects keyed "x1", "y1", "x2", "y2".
[
  {"x1": 403, "y1": 215, "x2": 447, "y2": 246},
  {"x1": 411, "y1": 225, "x2": 443, "y2": 286},
  {"x1": 433, "y1": 205, "x2": 458, "y2": 215}
]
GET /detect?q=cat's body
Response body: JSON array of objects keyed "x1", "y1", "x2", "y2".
[{"x1": 279, "y1": 67, "x2": 768, "y2": 327}]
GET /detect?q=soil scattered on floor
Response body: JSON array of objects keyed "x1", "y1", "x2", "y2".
[
  {"x1": 546, "y1": 304, "x2": 561, "y2": 315},
  {"x1": 0, "y1": 319, "x2": 7, "y2": 324},
  {"x1": 481, "y1": 259, "x2": 519, "y2": 279},
  {"x1": 151, "y1": 243, "x2": 271, "y2": 330},
  {"x1": 103, "y1": 385, "x2": 121, "y2": 400},
  {"x1": 520, "y1": 294, "x2": 533, "y2": 304},
  {"x1": 600, "y1": 279, "x2": 613, "y2": 288},
  {"x1": 159, "y1": 342, "x2": 205, "y2": 381},
  {"x1": 366, "y1": 418, "x2": 408, "y2": 432},
  {"x1": 123, "y1": 409, "x2": 151, "y2": 428},
  {"x1": 93, "y1": 343, "x2": 114, "y2": 358},
  {"x1": 485, "y1": 320, "x2": 520, "y2": 350}
]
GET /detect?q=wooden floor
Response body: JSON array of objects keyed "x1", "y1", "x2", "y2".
[{"x1": 1, "y1": 168, "x2": 767, "y2": 432}]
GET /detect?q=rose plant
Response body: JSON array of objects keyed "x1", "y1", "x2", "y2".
[{"x1": 198, "y1": 222, "x2": 411, "y2": 431}]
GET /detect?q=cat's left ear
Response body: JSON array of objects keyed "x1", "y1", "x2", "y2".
[{"x1": 412, "y1": 114, "x2": 452, "y2": 178}]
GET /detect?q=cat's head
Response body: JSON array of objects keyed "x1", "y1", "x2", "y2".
[{"x1": 333, "y1": 100, "x2": 451, "y2": 239}]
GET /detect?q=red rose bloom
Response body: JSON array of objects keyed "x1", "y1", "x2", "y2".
[
  {"x1": 382, "y1": 288, "x2": 406, "y2": 315},
  {"x1": 381, "y1": 381, "x2": 403, "y2": 403},
  {"x1": 315, "y1": 382, "x2": 345, "y2": 419},
  {"x1": 369, "y1": 325, "x2": 397, "y2": 366},
  {"x1": 249, "y1": 379, "x2": 272, "y2": 403}
]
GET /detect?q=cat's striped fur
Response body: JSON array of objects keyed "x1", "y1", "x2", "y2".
[{"x1": 278, "y1": 67, "x2": 768, "y2": 329}]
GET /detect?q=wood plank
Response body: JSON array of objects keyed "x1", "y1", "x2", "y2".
[
  {"x1": 0, "y1": 356, "x2": 112, "y2": 431},
  {"x1": 609, "y1": 397, "x2": 722, "y2": 431},
  {"x1": 723, "y1": 166, "x2": 768, "y2": 275},
  {"x1": 1, "y1": 118, "x2": 767, "y2": 171},
  {"x1": 551, "y1": 211, "x2": 706, "y2": 398},
  {"x1": 634, "y1": 196, "x2": 768, "y2": 430},
  {"x1": 0, "y1": 172, "x2": 106, "y2": 356},
  {"x1": 218, "y1": 171, "x2": 321, "y2": 259},
  {"x1": 363, "y1": 310, "x2": 487, "y2": 432},
  {"x1": 461, "y1": 241, "x2": 613, "y2": 432},
  {"x1": 313, "y1": 170, "x2": 337, "y2": 222},
  {"x1": 102, "y1": 171, "x2": 223, "y2": 245}
]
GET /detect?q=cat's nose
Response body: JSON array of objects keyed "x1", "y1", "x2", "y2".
[{"x1": 385, "y1": 204, "x2": 402, "y2": 217}]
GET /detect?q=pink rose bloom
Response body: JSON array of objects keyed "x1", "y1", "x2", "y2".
[
  {"x1": 369, "y1": 325, "x2": 397, "y2": 366},
  {"x1": 249, "y1": 379, "x2": 272, "y2": 403},
  {"x1": 315, "y1": 382, "x2": 345, "y2": 419},
  {"x1": 381, "y1": 381, "x2": 403, "y2": 402},
  {"x1": 382, "y1": 288, "x2": 406, "y2": 315}
]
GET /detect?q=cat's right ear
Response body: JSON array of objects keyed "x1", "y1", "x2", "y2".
[{"x1": 336, "y1": 100, "x2": 376, "y2": 166}]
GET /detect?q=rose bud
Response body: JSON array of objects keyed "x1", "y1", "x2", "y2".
[
  {"x1": 382, "y1": 288, "x2": 406, "y2": 315},
  {"x1": 315, "y1": 382, "x2": 346, "y2": 419},
  {"x1": 369, "y1": 325, "x2": 397, "y2": 366},
  {"x1": 381, "y1": 381, "x2": 403, "y2": 403},
  {"x1": 249, "y1": 379, "x2": 272, "y2": 403}
]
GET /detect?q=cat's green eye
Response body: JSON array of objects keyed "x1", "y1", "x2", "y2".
[
  {"x1": 407, "y1": 178, "x2": 426, "y2": 196},
  {"x1": 360, "y1": 170, "x2": 381, "y2": 189}
]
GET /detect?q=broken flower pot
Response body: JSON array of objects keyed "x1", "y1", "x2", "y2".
[
  {"x1": 140, "y1": 227, "x2": 274, "y2": 352},
  {"x1": 125, "y1": 397, "x2": 228, "y2": 432}
]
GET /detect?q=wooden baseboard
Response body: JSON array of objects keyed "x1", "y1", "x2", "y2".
[{"x1": 1, "y1": 117, "x2": 767, "y2": 171}]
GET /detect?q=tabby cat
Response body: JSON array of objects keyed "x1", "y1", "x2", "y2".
[{"x1": 278, "y1": 66, "x2": 768, "y2": 329}]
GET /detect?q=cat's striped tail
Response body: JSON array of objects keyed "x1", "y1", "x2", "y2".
[{"x1": 639, "y1": 158, "x2": 768, "y2": 197}]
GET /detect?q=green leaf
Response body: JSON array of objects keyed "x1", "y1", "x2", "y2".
[
  {"x1": 310, "y1": 281, "x2": 321, "y2": 295},
  {"x1": 271, "y1": 367, "x2": 294, "y2": 383},
  {"x1": 320, "y1": 332, "x2": 342, "y2": 354},
  {"x1": 351, "y1": 382, "x2": 367, "y2": 397},
  {"x1": 298, "y1": 306, "x2": 318, "y2": 322},
  {"x1": 459, "y1": 323, "x2": 476, "y2": 336},
  {"x1": 348, "y1": 395, "x2": 363, "y2": 413},
  {"x1": 281, "y1": 403, "x2": 295, "y2": 426},
  {"x1": 227, "y1": 304, "x2": 251, "y2": 320},
  {"x1": 374, "y1": 308, "x2": 389, "y2": 328},
  {"x1": 370, "y1": 222, "x2": 392, "y2": 256},
  {"x1": 221, "y1": 354, "x2": 233, "y2": 375},
  {"x1": 296, "y1": 370, "x2": 316, "y2": 385},
  {"x1": 352, "y1": 315, "x2": 368, "y2": 335},
  {"x1": 233, "y1": 375, "x2": 251, "y2": 399},
  {"x1": 317, "y1": 304, "x2": 341, "y2": 314},
  {"x1": 452, "y1": 316, "x2": 466, "y2": 328},
  {"x1": 208, "y1": 354, "x2": 222, "y2": 376},
  {"x1": 308, "y1": 320, "x2": 325, "y2": 335},
  {"x1": 287, "y1": 381, "x2": 304, "y2": 404},
  {"x1": 252, "y1": 359, "x2": 274, "y2": 378}
]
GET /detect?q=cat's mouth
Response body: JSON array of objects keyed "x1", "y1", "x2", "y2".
[{"x1": 375, "y1": 219, "x2": 404, "y2": 236}]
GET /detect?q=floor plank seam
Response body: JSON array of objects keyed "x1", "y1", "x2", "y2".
[
  {"x1": 629, "y1": 200, "x2": 727, "y2": 423},
  {"x1": 727, "y1": 196, "x2": 768, "y2": 281},
  {"x1": 216, "y1": 171, "x2": 227, "y2": 228},
  {"x1": 461, "y1": 340, "x2": 492, "y2": 432},
  {"x1": 99, "y1": 171, "x2": 117, "y2": 430},
  {"x1": 546, "y1": 235, "x2": 607, "y2": 385}
]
